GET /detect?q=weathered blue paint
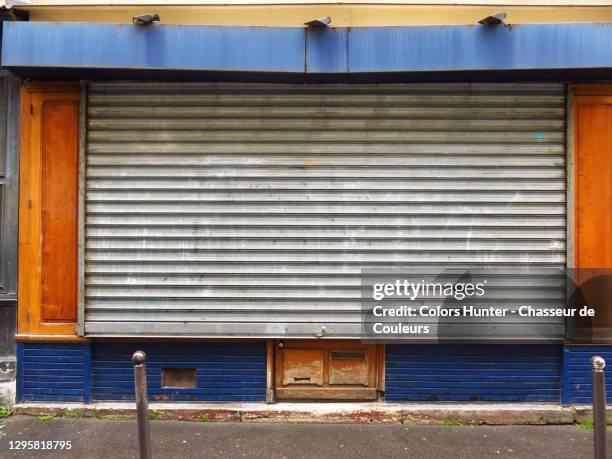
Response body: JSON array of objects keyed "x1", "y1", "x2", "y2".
[
  {"x1": 566, "y1": 345, "x2": 612, "y2": 404},
  {"x1": 91, "y1": 342, "x2": 266, "y2": 402},
  {"x1": 349, "y1": 24, "x2": 612, "y2": 73},
  {"x1": 18, "y1": 341, "x2": 267, "y2": 403},
  {"x1": 2, "y1": 22, "x2": 305, "y2": 73},
  {"x1": 561, "y1": 346, "x2": 571, "y2": 406},
  {"x1": 4, "y1": 22, "x2": 612, "y2": 76},
  {"x1": 18, "y1": 343, "x2": 88, "y2": 402},
  {"x1": 306, "y1": 27, "x2": 347, "y2": 74},
  {"x1": 83, "y1": 343, "x2": 92, "y2": 404},
  {"x1": 385, "y1": 344, "x2": 562, "y2": 402}
]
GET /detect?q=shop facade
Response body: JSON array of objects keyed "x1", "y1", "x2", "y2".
[{"x1": 1, "y1": 5, "x2": 612, "y2": 406}]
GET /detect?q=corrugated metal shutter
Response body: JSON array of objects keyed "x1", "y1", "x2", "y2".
[{"x1": 84, "y1": 82, "x2": 567, "y2": 338}]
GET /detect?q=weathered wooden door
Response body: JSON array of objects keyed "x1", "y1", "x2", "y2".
[
  {"x1": 572, "y1": 86, "x2": 612, "y2": 340},
  {"x1": 274, "y1": 340, "x2": 382, "y2": 400},
  {"x1": 574, "y1": 90, "x2": 612, "y2": 269},
  {"x1": 18, "y1": 83, "x2": 80, "y2": 336}
]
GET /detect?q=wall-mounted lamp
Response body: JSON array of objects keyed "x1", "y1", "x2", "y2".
[
  {"x1": 478, "y1": 12, "x2": 506, "y2": 26},
  {"x1": 304, "y1": 16, "x2": 332, "y2": 28},
  {"x1": 133, "y1": 14, "x2": 160, "y2": 26}
]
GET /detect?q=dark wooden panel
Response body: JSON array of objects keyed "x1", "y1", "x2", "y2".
[{"x1": 40, "y1": 100, "x2": 78, "y2": 322}]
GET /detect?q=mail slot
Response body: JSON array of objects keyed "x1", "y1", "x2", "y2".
[{"x1": 282, "y1": 348, "x2": 323, "y2": 386}]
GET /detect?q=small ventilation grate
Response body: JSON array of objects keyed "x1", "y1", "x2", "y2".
[{"x1": 162, "y1": 368, "x2": 197, "y2": 388}]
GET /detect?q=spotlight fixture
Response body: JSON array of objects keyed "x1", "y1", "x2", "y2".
[
  {"x1": 132, "y1": 14, "x2": 160, "y2": 26},
  {"x1": 304, "y1": 16, "x2": 332, "y2": 28},
  {"x1": 478, "y1": 12, "x2": 506, "y2": 25}
]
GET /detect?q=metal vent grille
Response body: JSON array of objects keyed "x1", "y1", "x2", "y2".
[
  {"x1": 84, "y1": 82, "x2": 567, "y2": 338},
  {"x1": 331, "y1": 351, "x2": 366, "y2": 361}
]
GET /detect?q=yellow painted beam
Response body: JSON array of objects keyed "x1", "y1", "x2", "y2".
[{"x1": 21, "y1": 5, "x2": 612, "y2": 26}]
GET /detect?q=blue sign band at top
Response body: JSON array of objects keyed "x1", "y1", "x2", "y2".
[{"x1": 3, "y1": 21, "x2": 612, "y2": 74}]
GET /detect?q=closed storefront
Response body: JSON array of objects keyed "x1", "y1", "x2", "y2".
[
  {"x1": 84, "y1": 82, "x2": 567, "y2": 339},
  {"x1": 8, "y1": 16, "x2": 612, "y2": 407}
]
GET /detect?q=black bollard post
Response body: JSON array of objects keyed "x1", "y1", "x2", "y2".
[{"x1": 133, "y1": 350, "x2": 152, "y2": 459}]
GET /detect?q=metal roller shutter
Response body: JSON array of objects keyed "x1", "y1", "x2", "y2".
[{"x1": 83, "y1": 82, "x2": 567, "y2": 338}]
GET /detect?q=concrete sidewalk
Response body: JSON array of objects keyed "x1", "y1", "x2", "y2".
[
  {"x1": 10, "y1": 402, "x2": 608, "y2": 425},
  {"x1": 0, "y1": 415, "x2": 609, "y2": 459}
]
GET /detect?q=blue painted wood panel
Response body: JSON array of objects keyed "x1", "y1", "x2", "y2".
[
  {"x1": 349, "y1": 24, "x2": 612, "y2": 73},
  {"x1": 566, "y1": 345, "x2": 612, "y2": 404},
  {"x1": 19, "y1": 343, "x2": 87, "y2": 402},
  {"x1": 5, "y1": 22, "x2": 612, "y2": 75},
  {"x1": 91, "y1": 342, "x2": 266, "y2": 402},
  {"x1": 18, "y1": 341, "x2": 266, "y2": 403},
  {"x1": 306, "y1": 27, "x2": 348, "y2": 74},
  {"x1": 386, "y1": 344, "x2": 562, "y2": 402},
  {"x1": 2, "y1": 23, "x2": 305, "y2": 73}
]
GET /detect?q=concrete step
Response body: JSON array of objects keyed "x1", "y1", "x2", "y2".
[{"x1": 11, "y1": 402, "x2": 597, "y2": 425}]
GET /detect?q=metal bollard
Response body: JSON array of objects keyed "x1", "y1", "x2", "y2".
[
  {"x1": 133, "y1": 351, "x2": 152, "y2": 459},
  {"x1": 591, "y1": 356, "x2": 607, "y2": 459}
]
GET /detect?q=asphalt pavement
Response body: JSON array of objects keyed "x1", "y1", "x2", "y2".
[{"x1": 0, "y1": 415, "x2": 609, "y2": 459}]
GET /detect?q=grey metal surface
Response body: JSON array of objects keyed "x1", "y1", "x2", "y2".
[
  {"x1": 0, "y1": 306, "x2": 16, "y2": 361},
  {"x1": 0, "y1": 73, "x2": 20, "y2": 306},
  {"x1": 0, "y1": 72, "x2": 19, "y2": 360},
  {"x1": 78, "y1": 81, "x2": 88, "y2": 336},
  {"x1": 84, "y1": 82, "x2": 567, "y2": 338}
]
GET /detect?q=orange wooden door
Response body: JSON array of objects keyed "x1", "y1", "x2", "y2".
[
  {"x1": 40, "y1": 99, "x2": 79, "y2": 321},
  {"x1": 572, "y1": 88, "x2": 612, "y2": 340},
  {"x1": 574, "y1": 98, "x2": 612, "y2": 269},
  {"x1": 18, "y1": 84, "x2": 80, "y2": 336}
]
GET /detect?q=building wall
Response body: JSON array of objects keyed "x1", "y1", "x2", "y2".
[
  {"x1": 21, "y1": 342, "x2": 612, "y2": 405},
  {"x1": 566, "y1": 346, "x2": 612, "y2": 404},
  {"x1": 0, "y1": 73, "x2": 20, "y2": 407},
  {"x1": 17, "y1": 342, "x2": 267, "y2": 403},
  {"x1": 5, "y1": 13, "x2": 612, "y2": 406},
  {"x1": 385, "y1": 344, "x2": 563, "y2": 403},
  {"x1": 20, "y1": 4, "x2": 612, "y2": 27}
]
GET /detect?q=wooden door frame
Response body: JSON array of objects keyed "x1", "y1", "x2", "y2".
[
  {"x1": 17, "y1": 82, "x2": 83, "y2": 340},
  {"x1": 569, "y1": 84, "x2": 612, "y2": 342},
  {"x1": 270, "y1": 339, "x2": 385, "y2": 401}
]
